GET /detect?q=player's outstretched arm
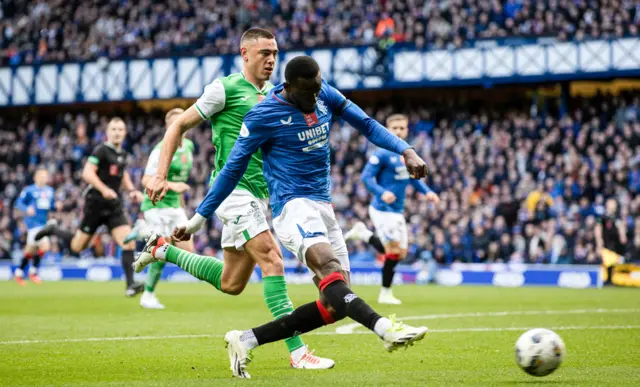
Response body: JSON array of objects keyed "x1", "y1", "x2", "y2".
[
  {"x1": 361, "y1": 155, "x2": 386, "y2": 198},
  {"x1": 341, "y1": 102, "x2": 428, "y2": 178},
  {"x1": 341, "y1": 103, "x2": 409, "y2": 154},
  {"x1": 122, "y1": 171, "x2": 144, "y2": 202},
  {"x1": 142, "y1": 150, "x2": 190, "y2": 194},
  {"x1": 147, "y1": 106, "x2": 203, "y2": 204},
  {"x1": 411, "y1": 179, "x2": 439, "y2": 203},
  {"x1": 183, "y1": 118, "x2": 268, "y2": 234},
  {"x1": 410, "y1": 178, "x2": 431, "y2": 195},
  {"x1": 14, "y1": 188, "x2": 31, "y2": 214}
]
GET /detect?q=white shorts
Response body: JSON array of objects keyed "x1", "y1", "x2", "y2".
[
  {"x1": 144, "y1": 207, "x2": 189, "y2": 237},
  {"x1": 216, "y1": 190, "x2": 269, "y2": 250},
  {"x1": 26, "y1": 226, "x2": 49, "y2": 248},
  {"x1": 369, "y1": 205, "x2": 408, "y2": 249},
  {"x1": 274, "y1": 198, "x2": 350, "y2": 272}
]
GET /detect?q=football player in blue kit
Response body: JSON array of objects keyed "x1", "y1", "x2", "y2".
[
  {"x1": 13, "y1": 168, "x2": 58, "y2": 285},
  {"x1": 143, "y1": 56, "x2": 432, "y2": 379},
  {"x1": 345, "y1": 113, "x2": 440, "y2": 304}
]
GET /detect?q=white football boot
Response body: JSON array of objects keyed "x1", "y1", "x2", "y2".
[
  {"x1": 224, "y1": 330, "x2": 254, "y2": 379},
  {"x1": 133, "y1": 233, "x2": 167, "y2": 273},
  {"x1": 382, "y1": 315, "x2": 428, "y2": 352},
  {"x1": 124, "y1": 219, "x2": 151, "y2": 243},
  {"x1": 290, "y1": 346, "x2": 335, "y2": 369},
  {"x1": 140, "y1": 290, "x2": 165, "y2": 309},
  {"x1": 378, "y1": 287, "x2": 402, "y2": 305},
  {"x1": 344, "y1": 221, "x2": 373, "y2": 242}
]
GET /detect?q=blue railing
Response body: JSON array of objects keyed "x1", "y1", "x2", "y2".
[{"x1": 0, "y1": 38, "x2": 638, "y2": 107}]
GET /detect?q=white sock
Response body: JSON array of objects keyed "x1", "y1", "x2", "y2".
[
  {"x1": 374, "y1": 317, "x2": 392, "y2": 338},
  {"x1": 290, "y1": 346, "x2": 307, "y2": 362},
  {"x1": 153, "y1": 243, "x2": 169, "y2": 259},
  {"x1": 28, "y1": 266, "x2": 38, "y2": 276},
  {"x1": 361, "y1": 228, "x2": 373, "y2": 241},
  {"x1": 380, "y1": 287, "x2": 390, "y2": 296},
  {"x1": 239, "y1": 330, "x2": 259, "y2": 350},
  {"x1": 14, "y1": 268, "x2": 24, "y2": 278}
]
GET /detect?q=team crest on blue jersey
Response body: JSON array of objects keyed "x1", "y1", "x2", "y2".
[
  {"x1": 304, "y1": 112, "x2": 319, "y2": 126},
  {"x1": 317, "y1": 99, "x2": 328, "y2": 116}
]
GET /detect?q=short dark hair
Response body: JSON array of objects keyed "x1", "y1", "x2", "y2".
[
  {"x1": 165, "y1": 108, "x2": 184, "y2": 121},
  {"x1": 285, "y1": 56, "x2": 320, "y2": 84},
  {"x1": 386, "y1": 114, "x2": 409, "y2": 127},
  {"x1": 240, "y1": 28, "x2": 275, "y2": 46}
]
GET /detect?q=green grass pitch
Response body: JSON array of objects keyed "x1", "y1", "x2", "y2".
[{"x1": 0, "y1": 282, "x2": 639, "y2": 386}]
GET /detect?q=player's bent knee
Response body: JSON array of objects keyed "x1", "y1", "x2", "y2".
[
  {"x1": 385, "y1": 242, "x2": 403, "y2": 256},
  {"x1": 221, "y1": 280, "x2": 247, "y2": 296},
  {"x1": 259, "y1": 257, "x2": 284, "y2": 277},
  {"x1": 246, "y1": 232, "x2": 284, "y2": 277},
  {"x1": 318, "y1": 258, "x2": 342, "y2": 277},
  {"x1": 70, "y1": 239, "x2": 84, "y2": 254}
]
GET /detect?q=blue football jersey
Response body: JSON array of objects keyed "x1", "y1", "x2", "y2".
[
  {"x1": 196, "y1": 80, "x2": 411, "y2": 218},
  {"x1": 362, "y1": 149, "x2": 431, "y2": 213},
  {"x1": 15, "y1": 184, "x2": 55, "y2": 229}
]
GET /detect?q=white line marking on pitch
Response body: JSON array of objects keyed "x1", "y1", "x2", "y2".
[
  {"x1": 1, "y1": 325, "x2": 639, "y2": 345},
  {"x1": 0, "y1": 334, "x2": 214, "y2": 345},
  {"x1": 334, "y1": 308, "x2": 640, "y2": 334}
]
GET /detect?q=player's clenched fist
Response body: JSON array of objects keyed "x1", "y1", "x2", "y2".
[
  {"x1": 145, "y1": 175, "x2": 169, "y2": 205},
  {"x1": 402, "y1": 148, "x2": 429, "y2": 178}
]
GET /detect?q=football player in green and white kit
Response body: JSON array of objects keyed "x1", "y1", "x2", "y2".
[
  {"x1": 138, "y1": 28, "x2": 334, "y2": 369},
  {"x1": 125, "y1": 108, "x2": 194, "y2": 309}
]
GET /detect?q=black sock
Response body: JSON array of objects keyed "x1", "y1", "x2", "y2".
[
  {"x1": 19, "y1": 257, "x2": 29, "y2": 271},
  {"x1": 382, "y1": 257, "x2": 400, "y2": 288},
  {"x1": 121, "y1": 250, "x2": 135, "y2": 287},
  {"x1": 252, "y1": 301, "x2": 327, "y2": 346},
  {"x1": 322, "y1": 277, "x2": 382, "y2": 332},
  {"x1": 33, "y1": 255, "x2": 42, "y2": 269},
  {"x1": 368, "y1": 235, "x2": 386, "y2": 254},
  {"x1": 606, "y1": 266, "x2": 614, "y2": 285}
]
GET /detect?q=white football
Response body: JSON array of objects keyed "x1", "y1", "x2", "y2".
[{"x1": 515, "y1": 328, "x2": 565, "y2": 377}]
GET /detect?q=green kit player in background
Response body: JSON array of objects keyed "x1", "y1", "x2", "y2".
[
  {"x1": 139, "y1": 28, "x2": 334, "y2": 369},
  {"x1": 125, "y1": 108, "x2": 194, "y2": 309}
]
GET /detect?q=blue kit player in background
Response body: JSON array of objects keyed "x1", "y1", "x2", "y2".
[
  {"x1": 143, "y1": 55, "x2": 432, "y2": 379},
  {"x1": 345, "y1": 113, "x2": 440, "y2": 305},
  {"x1": 13, "y1": 167, "x2": 59, "y2": 286}
]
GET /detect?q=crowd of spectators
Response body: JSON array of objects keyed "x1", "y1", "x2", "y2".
[
  {"x1": 1, "y1": 91, "x2": 639, "y2": 266},
  {"x1": 1, "y1": 0, "x2": 638, "y2": 65}
]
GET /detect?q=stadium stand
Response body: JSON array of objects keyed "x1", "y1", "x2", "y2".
[
  {"x1": 2, "y1": 91, "x2": 639, "y2": 265},
  {"x1": 0, "y1": 0, "x2": 638, "y2": 65}
]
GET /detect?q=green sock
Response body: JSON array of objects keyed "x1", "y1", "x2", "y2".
[
  {"x1": 263, "y1": 275, "x2": 305, "y2": 353},
  {"x1": 165, "y1": 245, "x2": 223, "y2": 291},
  {"x1": 145, "y1": 261, "x2": 165, "y2": 292}
]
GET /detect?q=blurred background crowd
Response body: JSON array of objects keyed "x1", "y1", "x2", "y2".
[
  {"x1": 1, "y1": 0, "x2": 638, "y2": 65},
  {"x1": 2, "y1": 91, "x2": 639, "y2": 265}
]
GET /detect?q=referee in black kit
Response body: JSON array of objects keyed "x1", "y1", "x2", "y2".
[{"x1": 36, "y1": 117, "x2": 145, "y2": 296}]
